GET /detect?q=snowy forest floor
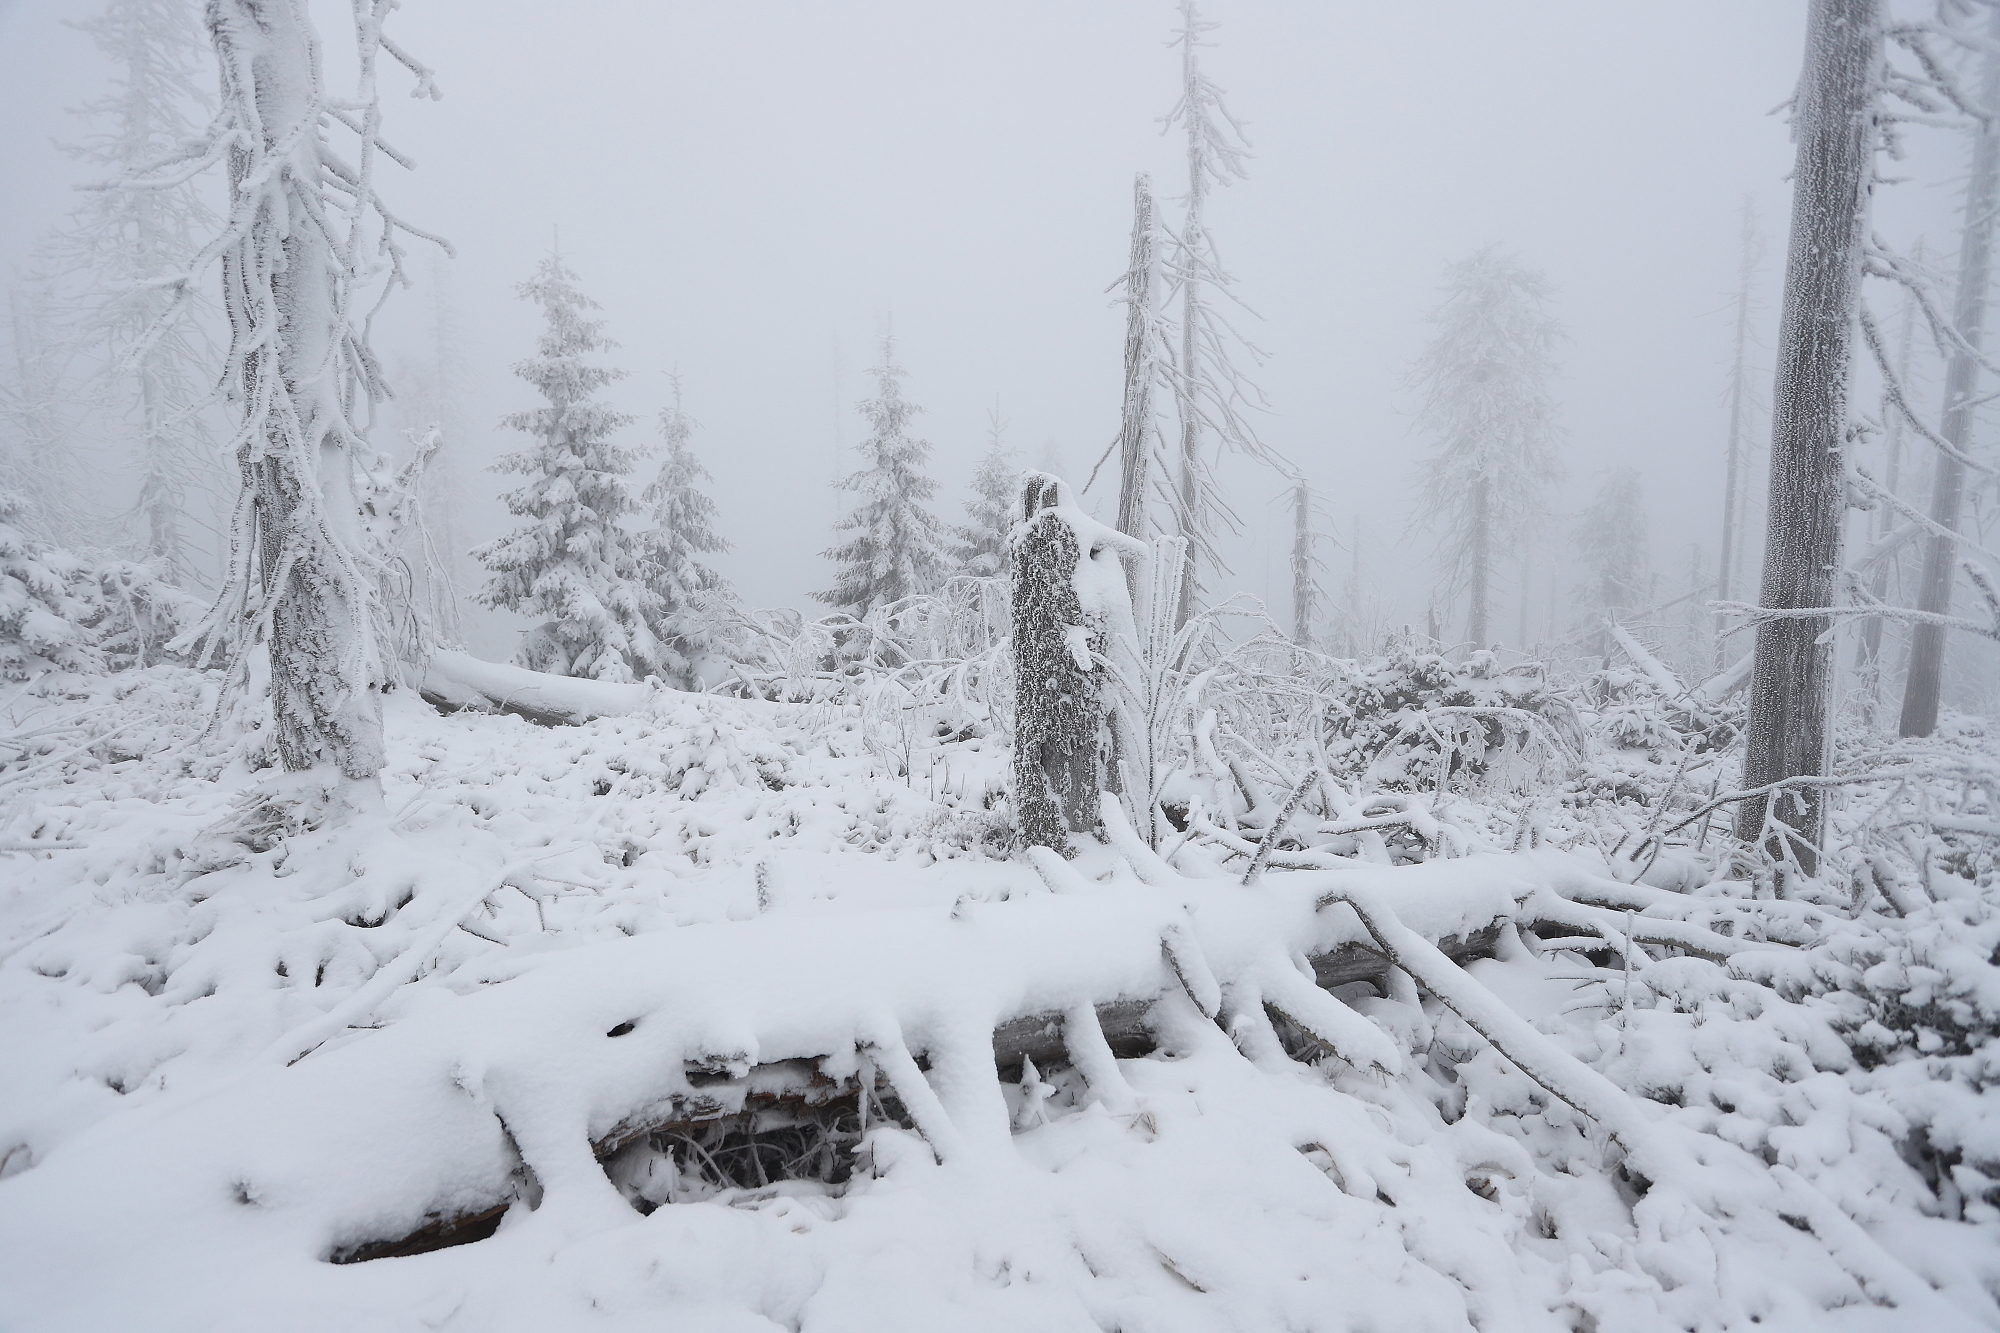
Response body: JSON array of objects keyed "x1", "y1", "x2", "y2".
[{"x1": 1, "y1": 663, "x2": 1998, "y2": 1332}]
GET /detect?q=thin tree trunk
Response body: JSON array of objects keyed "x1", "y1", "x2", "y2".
[
  {"x1": 1290, "y1": 480, "x2": 1312, "y2": 646},
  {"x1": 1860, "y1": 260, "x2": 1917, "y2": 698},
  {"x1": 1736, "y1": 0, "x2": 1880, "y2": 867},
  {"x1": 1898, "y1": 18, "x2": 2000, "y2": 737},
  {"x1": 1116, "y1": 175, "x2": 1157, "y2": 596},
  {"x1": 1173, "y1": 23, "x2": 1207, "y2": 631},
  {"x1": 1716, "y1": 200, "x2": 1758, "y2": 664},
  {"x1": 1466, "y1": 475, "x2": 1490, "y2": 645}
]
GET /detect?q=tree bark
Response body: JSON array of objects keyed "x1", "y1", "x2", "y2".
[
  {"x1": 1012, "y1": 476, "x2": 1104, "y2": 852},
  {"x1": 1898, "y1": 16, "x2": 2000, "y2": 738},
  {"x1": 1736, "y1": 0, "x2": 1880, "y2": 867}
]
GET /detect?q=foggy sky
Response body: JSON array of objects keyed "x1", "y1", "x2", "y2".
[{"x1": 0, "y1": 0, "x2": 1969, "y2": 659}]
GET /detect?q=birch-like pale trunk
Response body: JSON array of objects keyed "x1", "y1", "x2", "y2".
[
  {"x1": 1897, "y1": 19, "x2": 2000, "y2": 738},
  {"x1": 1736, "y1": 0, "x2": 1880, "y2": 864}
]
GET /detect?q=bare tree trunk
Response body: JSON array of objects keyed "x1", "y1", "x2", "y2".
[
  {"x1": 1466, "y1": 475, "x2": 1490, "y2": 645},
  {"x1": 1715, "y1": 200, "x2": 1759, "y2": 665},
  {"x1": 1860, "y1": 264, "x2": 1917, "y2": 690},
  {"x1": 1290, "y1": 480, "x2": 1313, "y2": 646},
  {"x1": 1012, "y1": 476, "x2": 1103, "y2": 852},
  {"x1": 1736, "y1": 0, "x2": 1880, "y2": 867},
  {"x1": 1116, "y1": 175, "x2": 1157, "y2": 596},
  {"x1": 1898, "y1": 19, "x2": 2000, "y2": 738}
]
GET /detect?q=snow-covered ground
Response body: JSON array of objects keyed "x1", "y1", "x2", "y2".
[{"x1": 1, "y1": 665, "x2": 1997, "y2": 1332}]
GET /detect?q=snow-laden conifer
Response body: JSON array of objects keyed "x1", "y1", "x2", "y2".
[
  {"x1": 0, "y1": 491, "x2": 102, "y2": 680},
  {"x1": 636, "y1": 380, "x2": 733, "y2": 689},
  {"x1": 815, "y1": 339, "x2": 948, "y2": 617},
  {"x1": 474, "y1": 256, "x2": 657, "y2": 683},
  {"x1": 1409, "y1": 248, "x2": 1563, "y2": 647},
  {"x1": 952, "y1": 403, "x2": 1015, "y2": 579}
]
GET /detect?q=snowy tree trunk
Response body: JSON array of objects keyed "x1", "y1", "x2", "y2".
[
  {"x1": 1467, "y1": 475, "x2": 1490, "y2": 645},
  {"x1": 1897, "y1": 18, "x2": 2000, "y2": 738},
  {"x1": 1116, "y1": 174, "x2": 1157, "y2": 554},
  {"x1": 214, "y1": 0, "x2": 383, "y2": 779},
  {"x1": 1715, "y1": 203, "x2": 1758, "y2": 664},
  {"x1": 1736, "y1": 0, "x2": 1880, "y2": 863},
  {"x1": 1012, "y1": 476, "x2": 1103, "y2": 852},
  {"x1": 1859, "y1": 275, "x2": 1915, "y2": 685},
  {"x1": 1290, "y1": 480, "x2": 1313, "y2": 646}
]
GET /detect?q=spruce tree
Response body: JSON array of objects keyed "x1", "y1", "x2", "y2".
[
  {"x1": 636, "y1": 381, "x2": 733, "y2": 689},
  {"x1": 474, "y1": 255, "x2": 657, "y2": 682},
  {"x1": 814, "y1": 339, "x2": 947, "y2": 617},
  {"x1": 952, "y1": 403, "x2": 1015, "y2": 579}
]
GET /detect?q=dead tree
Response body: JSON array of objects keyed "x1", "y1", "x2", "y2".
[
  {"x1": 1736, "y1": 0, "x2": 1882, "y2": 866},
  {"x1": 1115, "y1": 174, "x2": 1160, "y2": 552},
  {"x1": 1715, "y1": 200, "x2": 1763, "y2": 664},
  {"x1": 1012, "y1": 476, "x2": 1106, "y2": 852},
  {"x1": 1898, "y1": 16, "x2": 2000, "y2": 738}
]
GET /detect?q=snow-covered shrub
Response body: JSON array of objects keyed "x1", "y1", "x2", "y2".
[
  {"x1": 83, "y1": 558, "x2": 197, "y2": 670},
  {"x1": 0, "y1": 491, "x2": 102, "y2": 680},
  {"x1": 1583, "y1": 664, "x2": 1739, "y2": 757},
  {"x1": 1321, "y1": 647, "x2": 1579, "y2": 796},
  {"x1": 1, "y1": 491, "x2": 196, "y2": 679}
]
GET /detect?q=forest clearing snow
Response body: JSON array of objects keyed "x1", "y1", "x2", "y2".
[{"x1": 0, "y1": 669, "x2": 1995, "y2": 1332}]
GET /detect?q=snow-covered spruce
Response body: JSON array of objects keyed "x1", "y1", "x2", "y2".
[
  {"x1": 474, "y1": 255, "x2": 660, "y2": 683},
  {"x1": 815, "y1": 337, "x2": 949, "y2": 618},
  {"x1": 951, "y1": 404, "x2": 1016, "y2": 580},
  {"x1": 635, "y1": 382, "x2": 735, "y2": 690}
]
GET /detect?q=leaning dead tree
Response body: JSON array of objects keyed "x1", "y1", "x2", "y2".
[
  {"x1": 1737, "y1": 0, "x2": 1881, "y2": 865},
  {"x1": 1898, "y1": 12, "x2": 2000, "y2": 738},
  {"x1": 1714, "y1": 200, "x2": 1763, "y2": 663}
]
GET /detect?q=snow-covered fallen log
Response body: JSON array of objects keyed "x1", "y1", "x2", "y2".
[{"x1": 418, "y1": 649, "x2": 658, "y2": 725}]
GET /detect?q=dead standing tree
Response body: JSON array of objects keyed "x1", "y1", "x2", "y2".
[
  {"x1": 1736, "y1": 0, "x2": 1881, "y2": 865},
  {"x1": 1012, "y1": 475, "x2": 1107, "y2": 852},
  {"x1": 1898, "y1": 10, "x2": 2000, "y2": 738}
]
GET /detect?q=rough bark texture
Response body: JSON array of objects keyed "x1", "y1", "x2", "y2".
[
  {"x1": 1011, "y1": 476, "x2": 1104, "y2": 853},
  {"x1": 1897, "y1": 17, "x2": 2000, "y2": 738},
  {"x1": 1736, "y1": 0, "x2": 1880, "y2": 863}
]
